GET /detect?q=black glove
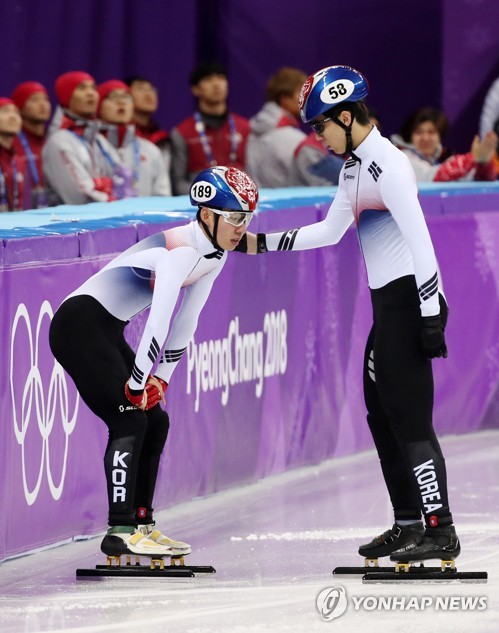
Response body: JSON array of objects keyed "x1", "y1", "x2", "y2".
[
  {"x1": 233, "y1": 233, "x2": 268, "y2": 254},
  {"x1": 420, "y1": 315, "x2": 448, "y2": 359},
  {"x1": 256, "y1": 233, "x2": 268, "y2": 253}
]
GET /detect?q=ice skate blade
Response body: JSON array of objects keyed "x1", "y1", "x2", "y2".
[
  {"x1": 362, "y1": 570, "x2": 487, "y2": 584},
  {"x1": 333, "y1": 563, "x2": 430, "y2": 575},
  {"x1": 76, "y1": 566, "x2": 194, "y2": 578},
  {"x1": 168, "y1": 561, "x2": 216, "y2": 574},
  {"x1": 76, "y1": 559, "x2": 216, "y2": 578}
]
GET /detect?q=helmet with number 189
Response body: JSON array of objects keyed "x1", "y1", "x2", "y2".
[
  {"x1": 299, "y1": 65, "x2": 369, "y2": 123},
  {"x1": 189, "y1": 166, "x2": 258, "y2": 212}
]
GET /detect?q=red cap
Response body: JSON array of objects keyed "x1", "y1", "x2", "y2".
[
  {"x1": 97, "y1": 79, "x2": 129, "y2": 113},
  {"x1": 11, "y1": 81, "x2": 48, "y2": 111},
  {"x1": 55, "y1": 71, "x2": 95, "y2": 107},
  {"x1": 0, "y1": 98, "x2": 16, "y2": 110}
]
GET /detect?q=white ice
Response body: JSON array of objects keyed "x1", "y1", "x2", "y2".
[{"x1": 0, "y1": 430, "x2": 498, "y2": 633}]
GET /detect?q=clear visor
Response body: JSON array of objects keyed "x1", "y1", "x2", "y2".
[{"x1": 208, "y1": 207, "x2": 253, "y2": 227}]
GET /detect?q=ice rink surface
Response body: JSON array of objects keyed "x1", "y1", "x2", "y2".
[{"x1": 0, "y1": 430, "x2": 497, "y2": 633}]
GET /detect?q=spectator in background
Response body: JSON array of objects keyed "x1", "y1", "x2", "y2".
[
  {"x1": 391, "y1": 107, "x2": 497, "y2": 182},
  {"x1": 479, "y1": 76, "x2": 499, "y2": 138},
  {"x1": 97, "y1": 80, "x2": 171, "y2": 197},
  {"x1": 0, "y1": 98, "x2": 24, "y2": 211},
  {"x1": 43, "y1": 71, "x2": 120, "y2": 205},
  {"x1": 492, "y1": 117, "x2": 499, "y2": 177},
  {"x1": 170, "y1": 62, "x2": 250, "y2": 195},
  {"x1": 124, "y1": 75, "x2": 171, "y2": 177},
  {"x1": 246, "y1": 67, "x2": 308, "y2": 188},
  {"x1": 289, "y1": 132, "x2": 344, "y2": 186},
  {"x1": 11, "y1": 81, "x2": 51, "y2": 209}
]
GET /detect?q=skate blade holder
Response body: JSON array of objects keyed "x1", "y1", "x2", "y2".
[
  {"x1": 171, "y1": 556, "x2": 185, "y2": 566},
  {"x1": 364, "y1": 558, "x2": 380, "y2": 568},
  {"x1": 105, "y1": 555, "x2": 167, "y2": 570},
  {"x1": 393, "y1": 560, "x2": 456, "y2": 574},
  {"x1": 106, "y1": 555, "x2": 143, "y2": 567},
  {"x1": 150, "y1": 558, "x2": 167, "y2": 570},
  {"x1": 441, "y1": 559, "x2": 456, "y2": 572}
]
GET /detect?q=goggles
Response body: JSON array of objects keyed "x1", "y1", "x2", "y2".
[
  {"x1": 206, "y1": 207, "x2": 254, "y2": 227},
  {"x1": 309, "y1": 116, "x2": 332, "y2": 135}
]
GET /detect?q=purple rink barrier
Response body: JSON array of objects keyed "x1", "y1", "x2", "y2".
[{"x1": 1, "y1": 188, "x2": 499, "y2": 560}]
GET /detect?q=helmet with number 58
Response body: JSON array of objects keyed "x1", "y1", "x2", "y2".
[{"x1": 299, "y1": 65, "x2": 369, "y2": 124}]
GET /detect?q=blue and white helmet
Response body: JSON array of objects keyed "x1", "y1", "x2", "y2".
[
  {"x1": 189, "y1": 166, "x2": 258, "y2": 212},
  {"x1": 299, "y1": 65, "x2": 369, "y2": 123}
]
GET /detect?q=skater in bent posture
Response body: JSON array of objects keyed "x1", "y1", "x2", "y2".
[
  {"x1": 238, "y1": 65, "x2": 459, "y2": 564},
  {"x1": 49, "y1": 166, "x2": 258, "y2": 560}
]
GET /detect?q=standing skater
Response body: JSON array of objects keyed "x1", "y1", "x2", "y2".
[
  {"x1": 49, "y1": 166, "x2": 258, "y2": 562},
  {"x1": 238, "y1": 65, "x2": 459, "y2": 564}
]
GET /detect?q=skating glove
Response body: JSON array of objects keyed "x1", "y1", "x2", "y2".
[
  {"x1": 124, "y1": 381, "x2": 147, "y2": 410},
  {"x1": 256, "y1": 233, "x2": 268, "y2": 253},
  {"x1": 144, "y1": 375, "x2": 168, "y2": 410},
  {"x1": 420, "y1": 315, "x2": 448, "y2": 359},
  {"x1": 233, "y1": 233, "x2": 268, "y2": 253}
]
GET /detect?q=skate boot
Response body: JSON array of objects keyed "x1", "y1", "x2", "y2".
[
  {"x1": 358, "y1": 522, "x2": 425, "y2": 559},
  {"x1": 101, "y1": 526, "x2": 173, "y2": 565},
  {"x1": 390, "y1": 524, "x2": 460, "y2": 563},
  {"x1": 137, "y1": 523, "x2": 192, "y2": 558}
]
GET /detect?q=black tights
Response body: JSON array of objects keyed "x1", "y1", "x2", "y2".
[
  {"x1": 363, "y1": 276, "x2": 451, "y2": 526},
  {"x1": 49, "y1": 296, "x2": 169, "y2": 526}
]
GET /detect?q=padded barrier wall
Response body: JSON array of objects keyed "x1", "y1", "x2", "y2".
[{"x1": 1, "y1": 183, "x2": 498, "y2": 560}]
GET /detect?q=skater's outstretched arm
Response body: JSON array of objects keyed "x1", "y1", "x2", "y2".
[{"x1": 235, "y1": 185, "x2": 354, "y2": 255}]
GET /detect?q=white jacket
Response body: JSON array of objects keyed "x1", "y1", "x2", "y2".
[
  {"x1": 245, "y1": 102, "x2": 305, "y2": 188},
  {"x1": 103, "y1": 124, "x2": 172, "y2": 196},
  {"x1": 43, "y1": 114, "x2": 120, "y2": 205}
]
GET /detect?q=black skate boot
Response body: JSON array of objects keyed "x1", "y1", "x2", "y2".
[
  {"x1": 390, "y1": 525, "x2": 460, "y2": 563},
  {"x1": 358, "y1": 523, "x2": 424, "y2": 559}
]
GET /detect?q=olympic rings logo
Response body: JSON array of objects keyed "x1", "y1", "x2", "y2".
[{"x1": 10, "y1": 301, "x2": 79, "y2": 506}]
